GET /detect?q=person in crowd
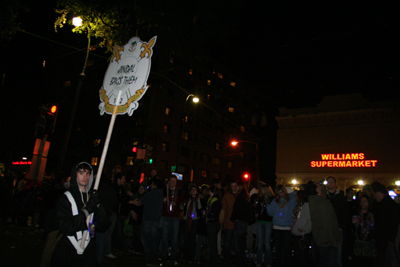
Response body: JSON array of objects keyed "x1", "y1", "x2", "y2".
[
  {"x1": 212, "y1": 178, "x2": 224, "y2": 256},
  {"x1": 344, "y1": 188, "x2": 358, "y2": 264},
  {"x1": 325, "y1": 176, "x2": 347, "y2": 267},
  {"x1": 181, "y1": 185, "x2": 202, "y2": 263},
  {"x1": 230, "y1": 181, "x2": 254, "y2": 267},
  {"x1": 206, "y1": 185, "x2": 222, "y2": 267},
  {"x1": 129, "y1": 183, "x2": 147, "y2": 255},
  {"x1": 46, "y1": 162, "x2": 110, "y2": 266},
  {"x1": 254, "y1": 183, "x2": 274, "y2": 267},
  {"x1": 362, "y1": 185, "x2": 373, "y2": 199},
  {"x1": 112, "y1": 173, "x2": 131, "y2": 254},
  {"x1": 161, "y1": 175, "x2": 184, "y2": 265},
  {"x1": 194, "y1": 187, "x2": 208, "y2": 265},
  {"x1": 371, "y1": 181, "x2": 400, "y2": 266},
  {"x1": 307, "y1": 180, "x2": 340, "y2": 267},
  {"x1": 95, "y1": 173, "x2": 118, "y2": 263},
  {"x1": 131, "y1": 178, "x2": 164, "y2": 267},
  {"x1": 291, "y1": 190, "x2": 312, "y2": 267},
  {"x1": 351, "y1": 195, "x2": 376, "y2": 267},
  {"x1": 267, "y1": 185, "x2": 297, "y2": 267},
  {"x1": 221, "y1": 180, "x2": 240, "y2": 263}
]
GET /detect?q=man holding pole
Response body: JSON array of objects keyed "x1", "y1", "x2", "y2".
[{"x1": 47, "y1": 162, "x2": 110, "y2": 266}]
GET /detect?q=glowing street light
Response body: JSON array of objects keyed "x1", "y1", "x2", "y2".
[
  {"x1": 292, "y1": 179, "x2": 298, "y2": 185},
  {"x1": 358, "y1": 180, "x2": 364, "y2": 185},
  {"x1": 72, "y1": 17, "x2": 82, "y2": 27},
  {"x1": 396, "y1": 181, "x2": 400, "y2": 186}
]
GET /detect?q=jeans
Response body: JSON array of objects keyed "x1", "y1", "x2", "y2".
[
  {"x1": 223, "y1": 228, "x2": 235, "y2": 261},
  {"x1": 161, "y1": 216, "x2": 180, "y2": 260},
  {"x1": 256, "y1": 222, "x2": 273, "y2": 265},
  {"x1": 273, "y1": 229, "x2": 292, "y2": 267},
  {"x1": 335, "y1": 228, "x2": 343, "y2": 267},
  {"x1": 183, "y1": 219, "x2": 199, "y2": 261},
  {"x1": 142, "y1": 220, "x2": 160, "y2": 263},
  {"x1": 105, "y1": 212, "x2": 117, "y2": 255},
  {"x1": 113, "y1": 214, "x2": 128, "y2": 251},
  {"x1": 207, "y1": 222, "x2": 220, "y2": 266},
  {"x1": 292, "y1": 233, "x2": 311, "y2": 267},
  {"x1": 316, "y1": 245, "x2": 336, "y2": 267},
  {"x1": 96, "y1": 231, "x2": 106, "y2": 263},
  {"x1": 234, "y1": 221, "x2": 248, "y2": 266},
  {"x1": 194, "y1": 234, "x2": 207, "y2": 262}
]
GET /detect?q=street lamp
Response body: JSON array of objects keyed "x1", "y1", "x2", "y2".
[
  {"x1": 174, "y1": 94, "x2": 199, "y2": 174},
  {"x1": 231, "y1": 140, "x2": 259, "y2": 181},
  {"x1": 56, "y1": 16, "x2": 92, "y2": 180}
]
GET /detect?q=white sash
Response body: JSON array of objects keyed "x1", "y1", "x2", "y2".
[{"x1": 64, "y1": 191, "x2": 91, "y2": 254}]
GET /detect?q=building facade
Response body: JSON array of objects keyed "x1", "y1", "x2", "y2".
[{"x1": 275, "y1": 93, "x2": 400, "y2": 191}]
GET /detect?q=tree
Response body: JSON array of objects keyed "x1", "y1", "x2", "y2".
[
  {"x1": 54, "y1": 0, "x2": 241, "y2": 59},
  {"x1": 0, "y1": 0, "x2": 29, "y2": 43}
]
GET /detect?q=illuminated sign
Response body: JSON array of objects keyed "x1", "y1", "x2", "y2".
[
  {"x1": 311, "y1": 153, "x2": 377, "y2": 168},
  {"x1": 12, "y1": 161, "x2": 32, "y2": 165}
]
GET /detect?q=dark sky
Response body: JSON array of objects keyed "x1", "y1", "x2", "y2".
[{"x1": 0, "y1": 1, "x2": 399, "y2": 161}]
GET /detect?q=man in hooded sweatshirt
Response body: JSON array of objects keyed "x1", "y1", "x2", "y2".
[{"x1": 49, "y1": 162, "x2": 110, "y2": 266}]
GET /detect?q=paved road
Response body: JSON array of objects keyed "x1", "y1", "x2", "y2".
[{"x1": 0, "y1": 221, "x2": 198, "y2": 267}]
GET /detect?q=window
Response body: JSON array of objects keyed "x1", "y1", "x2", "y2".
[
  {"x1": 228, "y1": 106, "x2": 235, "y2": 113},
  {"x1": 91, "y1": 157, "x2": 98, "y2": 166},
  {"x1": 135, "y1": 119, "x2": 142, "y2": 125},
  {"x1": 212, "y1": 157, "x2": 221, "y2": 165},
  {"x1": 218, "y1": 73, "x2": 223, "y2": 79},
  {"x1": 215, "y1": 142, "x2": 221, "y2": 151},
  {"x1": 87, "y1": 59, "x2": 94, "y2": 67},
  {"x1": 164, "y1": 124, "x2": 171, "y2": 134},
  {"x1": 230, "y1": 81, "x2": 236, "y2": 87},
  {"x1": 181, "y1": 131, "x2": 189, "y2": 140},
  {"x1": 126, "y1": 157, "x2": 134, "y2": 166},
  {"x1": 201, "y1": 170, "x2": 208, "y2": 178},
  {"x1": 184, "y1": 115, "x2": 189, "y2": 123},
  {"x1": 212, "y1": 172, "x2": 220, "y2": 179},
  {"x1": 189, "y1": 68, "x2": 193, "y2": 75},
  {"x1": 93, "y1": 139, "x2": 101, "y2": 147},
  {"x1": 241, "y1": 126, "x2": 245, "y2": 132},
  {"x1": 227, "y1": 161, "x2": 233, "y2": 168},
  {"x1": 63, "y1": 81, "x2": 71, "y2": 87},
  {"x1": 207, "y1": 80, "x2": 211, "y2": 86},
  {"x1": 165, "y1": 107, "x2": 171, "y2": 115},
  {"x1": 202, "y1": 153, "x2": 209, "y2": 162},
  {"x1": 207, "y1": 94, "x2": 211, "y2": 100},
  {"x1": 162, "y1": 142, "x2": 170, "y2": 152},
  {"x1": 170, "y1": 57, "x2": 174, "y2": 64}
]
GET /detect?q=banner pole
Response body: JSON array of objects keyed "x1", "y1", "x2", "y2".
[{"x1": 80, "y1": 90, "x2": 121, "y2": 248}]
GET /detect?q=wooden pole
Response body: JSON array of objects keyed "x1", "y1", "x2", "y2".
[{"x1": 80, "y1": 90, "x2": 121, "y2": 248}]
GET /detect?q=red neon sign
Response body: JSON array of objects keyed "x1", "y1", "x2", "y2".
[
  {"x1": 12, "y1": 161, "x2": 32, "y2": 165},
  {"x1": 311, "y1": 153, "x2": 377, "y2": 168}
]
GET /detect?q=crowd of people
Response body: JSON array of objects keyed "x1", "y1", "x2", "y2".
[{"x1": 1, "y1": 164, "x2": 400, "y2": 267}]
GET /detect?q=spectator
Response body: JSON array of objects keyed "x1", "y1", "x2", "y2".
[
  {"x1": 267, "y1": 185, "x2": 297, "y2": 267},
  {"x1": 325, "y1": 176, "x2": 347, "y2": 267},
  {"x1": 206, "y1": 185, "x2": 222, "y2": 267},
  {"x1": 181, "y1": 185, "x2": 202, "y2": 263},
  {"x1": 221, "y1": 180, "x2": 239, "y2": 263},
  {"x1": 133, "y1": 178, "x2": 164, "y2": 267},
  {"x1": 308, "y1": 180, "x2": 340, "y2": 267},
  {"x1": 371, "y1": 181, "x2": 400, "y2": 266},
  {"x1": 161, "y1": 175, "x2": 184, "y2": 265},
  {"x1": 254, "y1": 183, "x2": 274, "y2": 267},
  {"x1": 230, "y1": 181, "x2": 254, "y2": 267},
  {"x1": 291, "y1": 190, "x2": 312, "y2": 267},
  {"x1": 351, "y1": 195, "x2": 376, "y2": 267},
  {"x1": 129, "y1": 183, "x2": 147, "y2": 255}
]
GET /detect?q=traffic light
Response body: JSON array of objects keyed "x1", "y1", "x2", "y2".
[
  {"x1": 243, "y1": 173, "x2": 250, "y2": 181},
  {"x1": 132, "y1": 146, "x2": 137, "y2": 153},
  {"x1": 45, "y1": 104, "x2": 58, "y2": 136}
]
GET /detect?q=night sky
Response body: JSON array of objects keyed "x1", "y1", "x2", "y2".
[{"x1": 1, "y1": 1, "x2": 399, "y2": 162}]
